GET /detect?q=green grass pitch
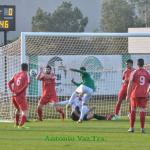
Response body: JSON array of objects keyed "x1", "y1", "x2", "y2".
[{"x1": 0, "y1": 117, "x2": 150, "y2": 150}]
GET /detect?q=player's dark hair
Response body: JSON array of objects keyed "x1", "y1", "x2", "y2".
[
  {"x1": 80, "y1": 66, "x2": 86, "y2": 71},
  {"x1": 71, "y1": 111, "x2": 79, "y2": 121},
  {"x1": 21, "y1": 63, "x2": 28, "y2": 71},
  {"x1": 46, "y1": 65, "x2": 51, "y2": 70},
  {"x1": 137, "y1": 58, "x2": 144, "y2": 67},
  {"x1": 126, "y1": 59, "x2": 133, "y2": 64}
]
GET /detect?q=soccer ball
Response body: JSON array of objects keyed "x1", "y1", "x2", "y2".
[{"x1": 30, "y1": 69, "x2": 37, "y2": 77}]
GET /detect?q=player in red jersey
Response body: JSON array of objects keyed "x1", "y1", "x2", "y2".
[
  {"x1": 112, "y1": 59, "x2": 134, "y2": 120},
  {"x1": 36, "y1": 65, "x2": 64, "y2": 121},
  {"x1": 126, "y1": 59, "x2": 150, "y2": 133},
  {"x1": 8, "y1": 63, "x2": 29, "y2": 128}
]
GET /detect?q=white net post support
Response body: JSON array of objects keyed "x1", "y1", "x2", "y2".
[{"x1": 21, "y1": 32, "x2": 27, "y2": 64}]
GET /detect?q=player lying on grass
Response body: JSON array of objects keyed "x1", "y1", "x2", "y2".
[
  {"x1": 126, "y1": 59, "x2": 150, "y2": 133},
  {"x1": 36, "y1": 65, "x2": 64, "y2": 121},
  {"x1": 112, "y1": 59, "x2": 135, "y2": 120},
  {"x1": 68, "y1": 67, "x2": 95, "y2": 123},
  {"x1": 8, "y1": 63, "x2": 29, "y2": 128},
  {"x1": 54, "y1": 95, "x2": 113, "y2": 122}
]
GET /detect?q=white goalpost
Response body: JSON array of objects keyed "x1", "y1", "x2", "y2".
[{"x1": 0, "y1": 32, "x2": 150, "y2": 122}]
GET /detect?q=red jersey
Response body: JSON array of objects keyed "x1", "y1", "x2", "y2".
[
  {"x1": 130, "y1": 68, "x2": 150, "y2": 98},
  {"x1": 8, "y1": 71, "x2": 29, "y2": 97},
  {"x1": 122, "y1": 68, "x2": 135, "y2": 88},
  {"x1": 40, "y1": 73, "x2": 56, "y2": 98}
]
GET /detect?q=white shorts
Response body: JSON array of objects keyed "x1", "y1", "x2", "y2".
[
  {"x1": 71, "y1": 100, "x2": 89, "y2": 114},
  {"x1": 76, "y1": 84, "x2": 93, "y2": 95},
  {"x1": 71, "y1": 97, "x2": 82, "y2": 111}
]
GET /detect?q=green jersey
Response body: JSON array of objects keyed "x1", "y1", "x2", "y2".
[{"x1": 71, "y1": 69, "x2": 95, "y2": 91}]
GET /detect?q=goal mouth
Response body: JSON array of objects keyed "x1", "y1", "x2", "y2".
[{"x1": 0, "y1": 32, "x2": 150, "y2": 122}]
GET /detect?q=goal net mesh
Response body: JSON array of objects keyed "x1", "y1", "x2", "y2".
[{"x1": 0, "y1": 32, "x2": 150, "y2": 121}]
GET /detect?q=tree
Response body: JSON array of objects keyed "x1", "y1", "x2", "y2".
[
  {"x1": 32, "y1": 1, "x2": 88, "y2": 32},
  {"x1": 32, "y1": 8, "x2": 51, "y2": 32},
  {"x1": 101, "y1": 0, "x2": 136, "y2": 32},
  {"x1": 128, "y1": 0, "x2": 150, "y2": 27}
]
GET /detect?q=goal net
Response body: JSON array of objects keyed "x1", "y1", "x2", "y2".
[{"x1": 0, "y1": 32, "x2": 150, "y2": 122}]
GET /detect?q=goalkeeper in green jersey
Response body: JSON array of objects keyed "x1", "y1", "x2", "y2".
[{"x1": 68, "y1": 67, "x2": 95, "y2": 123}]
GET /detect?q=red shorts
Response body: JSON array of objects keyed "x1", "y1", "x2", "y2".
[
  {"x1": 131, "y1": 97, "x2": 147, "y2": 108},
  {"x1": 118, "y1": 86, "x2": 127, "y2": 100},
  {"x1": 39, "y1": 95, "x2": 58, "y2": 105},
  {"x1": 12, "y1": 96, "x2": 28, "y2": 111}
]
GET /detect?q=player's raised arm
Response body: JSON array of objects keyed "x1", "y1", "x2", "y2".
[
  {"x1": 70, "y1": 67, "x2": 87, "y2": 74},
  {"x1": 71, "y1": 78, "x2": 82, "y2": 87},
  {"x1": 36, "y1": 67, "x2": 44, "y2": 80}
]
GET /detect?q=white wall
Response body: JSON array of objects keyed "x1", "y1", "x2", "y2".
[{"x1": 128, "y1": 28, "x2": 150, "y2": 54}]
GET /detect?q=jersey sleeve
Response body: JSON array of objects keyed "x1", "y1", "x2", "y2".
[{"x1": 72, "y1": 80, "x2": 82, "y2": 87}]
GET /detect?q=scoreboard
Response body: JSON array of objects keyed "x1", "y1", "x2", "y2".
[{"x1": 0, "y1": 5, "x2": 15, "y2": 31}]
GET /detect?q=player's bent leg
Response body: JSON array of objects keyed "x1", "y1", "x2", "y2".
[
  {"x1": 54, "y1": 100, "x2": 69, "y2": 106},
  {"x1": 114, "y1": 97, "x2": 123, "y2": 116},
  {"x1": 114, "y1": 90, "x2": 126, "y2": 119},
  {"x1": 114, "y1": 87, "x2": 127, "y2": 119},
  {"x1": 92, "y1": 114, "x2": 106, "y2": 120}
]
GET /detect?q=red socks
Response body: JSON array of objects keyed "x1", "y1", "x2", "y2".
[
  {"x1": 20, "y1": 115, "x2": 26, "y2": 126},
  {"x1": 130, "y1": 109, "x2": 146, "y2": 129},
  {"x1": 129, "y1": 104, "x2": 131, "y2": 114},
  {"x1": 15, "y1": 114, "x2": 20, "y2": 126},
  {"x1": 56, "y1": 107, "x2": 65, "y2": 120},
  {"x1": 140, "y1": 111, "x2": 146, "y2": 129},
  {"x1": 130, "y1": 110, "x2": 136, "y2": 128},
  {"x1": 37, "y1": 108, "x2": 43, "y2": 121}
]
